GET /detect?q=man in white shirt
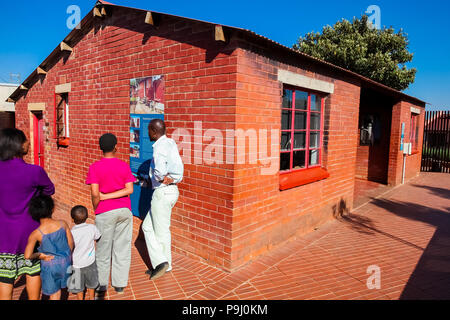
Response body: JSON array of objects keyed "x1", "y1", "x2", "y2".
[{"x1": 142, "y1": 119, "x2": 184, "y2": 280}]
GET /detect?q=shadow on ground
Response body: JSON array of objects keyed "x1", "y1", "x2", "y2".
[{"x1": 334, "y1": 183, "x2": 450, "y2": 299}]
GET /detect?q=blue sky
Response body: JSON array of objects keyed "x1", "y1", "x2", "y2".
[{"x1": 0, "y1": 0, "x2": 449, "y2": 110}]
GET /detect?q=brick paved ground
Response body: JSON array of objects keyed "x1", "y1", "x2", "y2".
[{"x1": 12, "y1": 172, "x2": 450, "y2": 300}]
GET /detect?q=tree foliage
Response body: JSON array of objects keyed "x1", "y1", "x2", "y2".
[{"x1": 293, "y1": 15, "x2": 416, "y2": 91}]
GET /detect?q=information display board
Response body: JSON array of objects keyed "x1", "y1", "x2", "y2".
[{"x1": 129, "y1": 75, "x2": 165, "y2": 218}]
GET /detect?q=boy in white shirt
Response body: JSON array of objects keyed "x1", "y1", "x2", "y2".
[{"x1": 68, "y1": 205, "x2": 102, "y2": 300}]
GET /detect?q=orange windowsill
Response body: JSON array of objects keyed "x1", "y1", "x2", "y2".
[
  {"x1": 57, "y1": 137, "x2": 70, "y2": 147},
  {"x1": 279, "y1": 167, "x2": 330, "y2": 191}
]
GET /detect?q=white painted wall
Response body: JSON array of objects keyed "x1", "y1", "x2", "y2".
[{"x1": 0, "y1": 83, "x2": 18, "y2": 112}]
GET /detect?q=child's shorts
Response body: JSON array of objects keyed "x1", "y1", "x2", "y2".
[
  {"x1": 67, "y1": 261, "x2": 99, "y2": 294},
  {"x1": 40, "y1": 256, "x2": 71, "y2": 296}
]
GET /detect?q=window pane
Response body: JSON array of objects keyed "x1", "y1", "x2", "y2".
[
  {"x1": 310, "y1": 113, "x2": 321, "y2": 130},
  {"x1": 310, "y1": 150, "x2": 320, "y2": 166},
  {"x1": 293, "y1": 151, "x2": 306, "y2": 169},
  {"x1": 282, "y1": 89, "x2": 293, "y2": 109},
  {"x1": 281, "y1": 109, "x2": 291, "y2": 130},
  {"x1": 295, "y1": 91, "x2": 308, "y2": 110},
  {"x1": 311, "y1": 95, "x2": 322, "y2": 111},
  {"x1": 294, "y1": 132, "x2": 306, "y2": 149},
  {"x1": 310, "y1": 132, "x2": 320, "y2": 149},
  {"x1": 281, "y1": 132, "x2": 291, "y2": 151},
  {"x1": 294, "y1": 111, "x2": 306, "y2": 130},
  {"x1": 280, "y1": 153, "x2": 291, "y2": 171}
]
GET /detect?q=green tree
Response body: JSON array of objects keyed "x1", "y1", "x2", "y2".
[{"x1": 293, "y1": 15, "x2": 416, "y2": 91}]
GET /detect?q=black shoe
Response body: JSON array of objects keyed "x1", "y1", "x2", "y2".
[
  {"x1": 113, "y1": 287, "x2": 125, "y2": 294},
  {"x1": 150, "y1": 262, "x2": 169, "y2": 280},
  {"x1": 96, "y1": 285, "x2": 107, "y2": 292}
]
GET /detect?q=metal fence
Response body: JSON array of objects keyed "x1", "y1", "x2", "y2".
[{"x1": 421, "y1": 110, "x2": 450, "y2": 173}]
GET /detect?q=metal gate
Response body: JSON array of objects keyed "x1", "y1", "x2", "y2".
[{"x1": 421, "y1": 111, "x2": 450, "y2": 173}]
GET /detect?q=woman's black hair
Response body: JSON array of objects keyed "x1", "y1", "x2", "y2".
[
  {"x1": 0, "y1": 128, "x2": 27, "y2": 161},
  {"x1": 28, "y1": 195, "x2": 54, "y2": 222}
]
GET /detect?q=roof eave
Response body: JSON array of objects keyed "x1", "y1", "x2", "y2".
[
  {"x1": 7, "y1": 6, "x2": 96, "y2": 102},
  {"x1": 7, "y1": 0, "x2": 426, "y2": 107}
]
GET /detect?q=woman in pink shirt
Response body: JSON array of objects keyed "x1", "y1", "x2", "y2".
[{"x1": 86, "y1": 133, "x2": 136, "y2": 294}]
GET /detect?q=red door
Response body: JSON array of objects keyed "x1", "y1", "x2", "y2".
[{"x1": 33, "y1": 112, "x2": 45, "y2": 168}]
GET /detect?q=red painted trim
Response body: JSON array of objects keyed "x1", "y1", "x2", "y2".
[
  {"x1": 289, "y1": 91, "x2": 295, "y2": 170},
  {"x1": 410, "y1": 113, "x2": 419, "y2": 153},
  {"x1": 53, "y1": 93, "x2": 57, "y2": 139},
  {"x1": 280, "y1": 163, "x2": 321, "y2": 175},
  {"x1": 54, "y1": 93, "x2": 70, "y2": 147},
  {"x1": 305, "y1": 93, "x2": 311, "y2": 167},
  {"x1": 319, "y1": 97, "x2": 324, "y2": 164},
  {"x1": 32, "y1": 113, "x2": 39, "y2": 165},
  {"x1": 279, "y1": 167, "x2": 330, "y2": 191},
  {"x1": 281, "y1": 88, "x2": 325, "y2": 172},
  {"x1": 64, "y1": 98, "x2": 67, "y2": 137},
  {"x1": 37, "y1": 115, "x2": 45, "y2": 168}
]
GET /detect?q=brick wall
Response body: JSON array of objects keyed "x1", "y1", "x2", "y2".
[
  {"x1": 388, "y1": 101, "x2": 425, "y2": 186},
  {"x1": 15, "y1": 7, "x2": 239, "y2": 270},
  {"x1": 229, "y1": 40, "x2": 361, "y2": 269}
]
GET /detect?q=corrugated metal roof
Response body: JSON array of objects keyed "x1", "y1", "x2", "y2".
[{"x1": 7, "y1": 0, "x2": 426, "y2": 105}]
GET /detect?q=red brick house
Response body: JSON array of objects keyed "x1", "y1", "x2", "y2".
[{"x1": 7, "y1": 0, "x2": 425, "y2": 272}]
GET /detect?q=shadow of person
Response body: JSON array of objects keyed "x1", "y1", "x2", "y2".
[
  {"x1": 332, "y1": 198, "x2": 377, "y2": 235},
  {"x1": 132, "y1": 159, "x2": 154, "y2": 271},
  {"x1": 134, "y1": 159, "x2": 153, "y2": 220},
  {"x1": 14, "y1": 276, "x2": 28, "y2": 300},
  {"x1": 135, "y1": 227, "x2": 153, "y2": 271}
]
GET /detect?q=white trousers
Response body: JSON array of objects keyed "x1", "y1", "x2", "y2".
[{"x1": 142, "y1": 185, "x2": 179, "y2": 270}]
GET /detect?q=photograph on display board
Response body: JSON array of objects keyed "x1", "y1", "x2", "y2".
[
  {"x1": 130, "y1": 116, "x2": 140, "y2": 128},
  {"x1": 130, "y1": 129, "x2": 141, "y2": 144},
  {"x1": 130, "y1": 145, "x2": 140, "y2": 158},
  {"x1": 130, "y1": 75, "x2": 165, "y2": 115}
]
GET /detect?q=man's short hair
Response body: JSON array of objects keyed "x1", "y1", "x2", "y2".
[
  {"x1": 99, "y1": 133, "x2": 117, "y2": 153},
  {"x1": 71, "y1": 205, "x2": 88, "y2": 225},
  {"x1": 148, "y1": 119, "x2": 166, "y2": 135}
]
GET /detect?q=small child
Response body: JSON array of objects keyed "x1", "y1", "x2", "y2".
[
  {"x1": 24, "y1": 195, "x2": 73, "y2": 300},
  {"x1": 68, "y1": 205, "x2": 102, "y2": 300}
]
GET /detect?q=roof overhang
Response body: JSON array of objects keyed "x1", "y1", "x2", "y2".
[{"x1": 6, "y1": 0, "x2": 426, "y2": 107}]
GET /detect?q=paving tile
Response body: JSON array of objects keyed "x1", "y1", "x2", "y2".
[{"x1": 10, "y1": 173, "x2": 450, "y2": 300}]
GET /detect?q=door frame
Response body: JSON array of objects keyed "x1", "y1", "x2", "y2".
[{"x1": 32, "y1": 111, "x2": 45, "y2": 168}]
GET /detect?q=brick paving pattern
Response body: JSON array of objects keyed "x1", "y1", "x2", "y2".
[{"x1": 12, "y1": 172, "x2": 450, "y2": 300}]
